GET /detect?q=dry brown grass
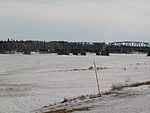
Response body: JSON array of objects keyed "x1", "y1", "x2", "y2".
[
  {"x1": 111, "y1": 81, "x2": 150, "y2": 91},
  {"x1": 88, "y1": 66, "x2": 108, "y2": 70},
  {"x1": 60, "y1": 94, "x2": 101, "y2": 104},
  {"x1": 43, "y1": 107, "x2": 91, "y2": 113}
]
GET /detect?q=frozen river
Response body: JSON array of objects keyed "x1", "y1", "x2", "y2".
[{"x1": 0, "y1": 53, "x2": 150, "y2": 113}]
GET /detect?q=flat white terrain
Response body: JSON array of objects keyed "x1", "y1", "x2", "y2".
[{"x1": 0, "y1": 53, "x2": 149, "y2": 113}]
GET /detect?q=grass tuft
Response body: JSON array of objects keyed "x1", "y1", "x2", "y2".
[{"x1": 111, "y1": 81, "x2": 150, "y2": 91}]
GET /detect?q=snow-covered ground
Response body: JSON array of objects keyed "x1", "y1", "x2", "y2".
[
  {"x1": 0, "y1": 53, "x2": 150, "y2": 113},
  {"x1": 37, "y1": 84, "x2": 150, "y2": 113},
  {"x1": 88, "y1": 85, "x2": 150, "y2": 113}
]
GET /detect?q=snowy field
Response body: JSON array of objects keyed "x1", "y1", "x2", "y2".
[{"x1": 0, "y1": 53, "x2": 150, "y2": 113}]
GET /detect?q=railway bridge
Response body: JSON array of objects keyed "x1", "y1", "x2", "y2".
[{"x1": 108, "y1": 41, "x2": 150, "y2": 55}]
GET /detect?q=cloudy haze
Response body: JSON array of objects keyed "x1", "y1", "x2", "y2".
[{"x1": 0, "y1": 0, "x2": 150, "y2": 42}]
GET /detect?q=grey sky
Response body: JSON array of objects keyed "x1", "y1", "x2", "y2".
[{"x1": 0, "y1": 0, "x2": 150, "y2": 42}]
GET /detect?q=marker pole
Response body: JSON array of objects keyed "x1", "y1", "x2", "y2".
[{"x1": 94, "y1": 62, "x2": 101, "y2": 96}]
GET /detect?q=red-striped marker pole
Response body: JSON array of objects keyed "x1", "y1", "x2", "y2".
[{"x1": 94, "y1": 62, "x2": 101, "y2": 96}]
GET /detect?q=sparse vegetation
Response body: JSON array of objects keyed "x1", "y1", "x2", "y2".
[
  {"x1": 60, "y1": 94, "x2": 100, "y2": 104},
  {"x1": 111, "y1": 81, "x2": 150, "y2": 91},
  {"x1": 62, "y1": 66, "x2": 108, "y2": 72},
  {"x1": 61, "y1": 98, "x2": 69, "y2": 103},
  {"x1": 43, "y1": 107, "x2": 91, "y2": 113}
]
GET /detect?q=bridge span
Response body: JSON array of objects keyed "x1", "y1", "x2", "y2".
[{"x1": 108, "y1": 41, "x2": 150, "y2": 53}]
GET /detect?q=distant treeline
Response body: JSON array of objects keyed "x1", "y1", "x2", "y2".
[{"x1": 0, "y1": 39, "x2": 105, "y2": 53}]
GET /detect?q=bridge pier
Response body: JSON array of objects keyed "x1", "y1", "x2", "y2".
[
  {"x1": 147, "y1": 51, "x2": 150, "y2": 56},
  {"x1": 95, "y1": 51, "x2": 100, "y2": 55},
  {"x1": 101, "y1": 50, "x2": 109, "y2": 56},
  {"x1": 57, "y1": 50, "x2": 69, "y2": 55},
  {"x1": 101, "y1": 43, "x2": 109, "y2": 56},
  {"x1": 72, "y1": 51, "x2": 79, "y2": 55},
  {"x1": 23, "y1": 50, "x2": 31, "y2": 54},
  {"x1": 39, "y1": 49, "x2": 49, "y2": 54},
  {"x1": 0, "y1": 50, "x2": 15, "y2": 54},
  {"x1": 80, "y1": 50, "x2": 86, "y2": 55}
]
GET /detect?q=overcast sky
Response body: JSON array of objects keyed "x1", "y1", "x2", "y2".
[{"x1": 0, "y1": 0, "x2": 150, "y2": 42}]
